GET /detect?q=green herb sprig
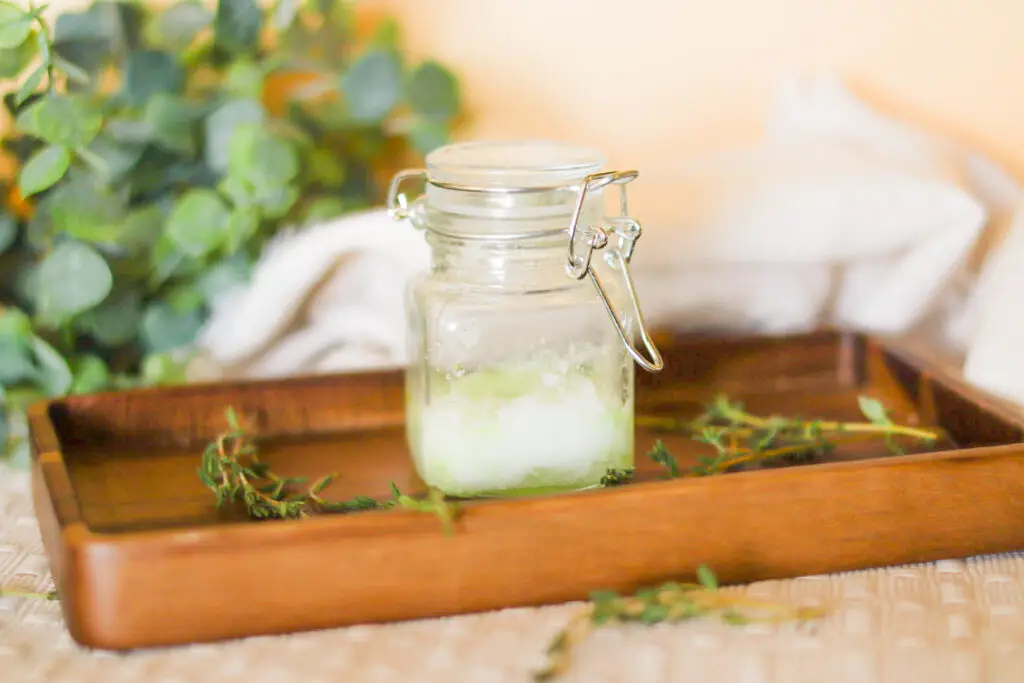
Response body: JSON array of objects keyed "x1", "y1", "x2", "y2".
[
  {"x1": 199, "y1": 407, "x2": 459, "y2": 534},
  {"x1": 534, "y1": 565, "x2": 824, "y2": 681},
  {"x1": 641, "y1": 394, "x2": 943, "y2": 477},
  {"x1": 0, "y1": 587, "x2": 57, "y2": 600},
  {"x1": 599, "y1": 467, "x2": 635, "y2": 487}
]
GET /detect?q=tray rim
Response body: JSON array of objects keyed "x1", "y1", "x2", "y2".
[{"x1": 29, "y1": 332, "x2": 1024, "y2": 545}]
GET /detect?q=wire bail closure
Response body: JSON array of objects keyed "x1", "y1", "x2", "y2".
[
  {"x1": 565, "y1": 170, "x2": 663, "y2": 373},
  {"x1": 386, "y1": 167, "x2": 664, "y2": 373}
]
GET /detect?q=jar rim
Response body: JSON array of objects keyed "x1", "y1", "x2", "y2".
[{"x1": 426, "y1": 140, "x2": 605, "y2": 189}]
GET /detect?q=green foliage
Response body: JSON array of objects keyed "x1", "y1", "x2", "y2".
[{"x1": 0, "y1": 0, "x2": 463, "y2": 462}]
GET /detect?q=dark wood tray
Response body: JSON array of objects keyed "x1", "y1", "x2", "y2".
[{"x1": 28, "y1": 331, "x2": 1024, "y2": 650}]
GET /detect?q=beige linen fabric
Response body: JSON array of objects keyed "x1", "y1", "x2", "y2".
[{"x1": 2, "y1": 464, "x2": 1023, "y2": 683}]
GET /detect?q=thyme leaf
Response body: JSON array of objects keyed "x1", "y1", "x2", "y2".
[
  {"x1": 534, "y1": 565, "x2": 824, "y2": 681},
  {"x1": 647, "y1": 440, "x2": 679, "y2": 477},
  {"x1": 199, "y1": 407, "x2": 460, "y2": 532},
  {"x1": 641, "y1": 393, "x2": 943, "y2": 477},
  {"x1": 599, "y1": 468, "x2": 635, "y2": 487}
]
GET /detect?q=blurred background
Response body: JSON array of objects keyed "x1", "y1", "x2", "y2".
[
  {"x1": 1, "y1": 0, "x2": 1022, "y2": 461},
  {"x1": 376, "y1": 0, "x2": 1023, "y2": 176}
]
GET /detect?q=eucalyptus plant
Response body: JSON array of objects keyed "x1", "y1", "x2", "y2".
[{"x1": 0, "y1": 0, "x2": 462, "y2": 463}]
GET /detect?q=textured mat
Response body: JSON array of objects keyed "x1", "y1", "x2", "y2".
[{"x1": 2, "y1": 464, "x2": 1023, "y2": 683}]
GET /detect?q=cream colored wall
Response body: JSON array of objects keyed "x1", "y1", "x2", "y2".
[{"x1": 373, "y1": 0, "x2": 1022, "y2": 181}]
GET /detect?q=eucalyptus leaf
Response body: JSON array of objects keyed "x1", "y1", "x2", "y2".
[
  {"x1": 0, "y1": 338, "x2": 33, "y2": 385},
  {"x1": 204, "y1": 99, "x2": 264, "y2": 172},
  {"x1": 53, "y1": 55, "x2": 91, "y2": 85},
  {"x1": 0, "y1": 215, "x2": 17, "y2": 254},
  {"x1": 0, "y1": 33, "x2": 37, "y2": 79},
  {"x1": 18, "y1": 145, "x2": 71, "y2": 197},
  {"x1": 103, "y1": 118, "x2": 155, "y2": 145},
  {"x1": 228, "y1": 124, "x2": 299, "y2": 188},
  {"x1": 83, "y1": 135, "x2": 146, "y2": 184},
  {"x1": 167, "y1": 283, "x2": 204, "y2": 313},
  {"x1": 223, "y1": 208, "x2": 259, "y2": 251},
  {"x1": 156, "y1": 1, "x2": 212, "y2": 49},
  {"x1": 166, "y1": 188, "x2": 232, "y2": 257},
  {"x1": 0, "y1": 308, "x2": 31, "y2": 338},
  {"x1": 141, "y1": 302, "x2": 204, "y2": 353},
  {"x1": 15, "y1": 64, "x2": 45, "y2": 106},
  {"x1": 16, "y1": 95, "x2": 102, "y2": 148},
  {"x1": 215, "y1": 0, "x2": 263, "y2": 55},
  {"x1": 123, "y1": 50, "x2": 184, "y2": 106},
  {"x1": 29, "y1": 335, "x2": 73, "y2": 396},
  {"x1": 149, "y1": 233, "x2": 185, "y2": 287},
  {"x1": 270, "y1": 0, "x2": 299, "y2": 30},
  {"x1": 70, "y1": 354, "x2": 109, "y2": 394},
  {"x1": 0, "y1": 2, "x2": 32, "y2": 49},
  {"x1": 408, "y1": 61, "x2": 459, "y2": 119},
  {"x1": 342, "y1": 48, "x2": 402, "y2": 123},
  {"x1": 251, "y1": 185, "x2": 299, "y2": 219},
  {"x1": 10, "y1": 263, "x2": 39, "y2": 310},
  {"x1": 196, "y1": 254, "x2": 251, "y2": 303},
  {"x1": 225, "y1": 59, "x2": 263, "y2": 99},
  {"x1": 81, "y1": 287, "x2": 142, "y2": 346},
  {"x1": 117, "y1": 205, "x2": 165, "y2": 255},
  {"x1": 371, "y1": 17, "x2": 400, "y2": 48},
  {"x1": 35, "y1": 241, "x2": 113, "y2": 320},
  {"x1": 408, "y1": 119, "x2": 450, "y2": 155},
  {"x1": 218, "y1": 175, "x2": 252, "y2": 209},
  {"x1": 145, "y1": 94, "x2": 197, "y2": 153},
  {"x1": 53, "y1": 3, "x2": 122, "y2": 72},
  {"x1": 47, "y1": 175, "x2": 126, "y2": 244},
  {"x1": 307, "y1": 149, "x2": 346, "y2": 185},
  {"x1": 858, "y1": 396, "x2": 892, "y2": 426},
  {"x1": 141, "y1": 352, "x2": 188, "y2": 384}
]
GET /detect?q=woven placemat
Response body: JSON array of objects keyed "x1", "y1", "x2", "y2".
[{"x1": 2, "y1": 464, "x2": 1023, "y2": 683}]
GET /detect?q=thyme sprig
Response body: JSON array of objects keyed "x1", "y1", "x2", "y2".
[
  {"x1": 534, "y1": 565, "x2": 824, "y2": 681},
  {"x1": 0, "y1": 587, "x2": 57, "y2": 600},
  {"x1": 198, "y1": 407, "x2": 459, "y2": 534},
  {"x1": 641, "y1": 394, "x2": 943, "y2": 477},
  {"x1": 599, "y1": 468, "x2": 635, "y2": 487}
]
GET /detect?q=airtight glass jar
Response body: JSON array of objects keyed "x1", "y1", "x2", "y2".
[{"x1": 387, "y1": 141, "x2": 663, "y2": 498}]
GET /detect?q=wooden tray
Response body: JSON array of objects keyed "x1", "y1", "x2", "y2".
[{"x1": 28, "y1": 331, "x2": 1024, "y2": 651}]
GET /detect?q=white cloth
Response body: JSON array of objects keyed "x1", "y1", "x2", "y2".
[
  {"x1": 190, "y1": 210, "x2": 427, "y2": 381},
  {"x1": 192, "y1": 75, "x2": 1024, "y2": 408},
  {"x1": 629, "y1": 76, "x2": 1018, "y2": 345}
]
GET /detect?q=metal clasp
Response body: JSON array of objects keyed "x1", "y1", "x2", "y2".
[
  {"x1": 386, "y1": 164, "x2": 665, "y2": 374},
  {"x1": 386, "y1": 169, "x2": 427, "y2": 226},
  {"x1": 566, "y1": 171, "x2": 664, "y2": 373}
]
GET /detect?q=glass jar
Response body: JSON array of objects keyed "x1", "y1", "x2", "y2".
[{"x1": 387, "y1": 141, "x2": 662, "y2": 498}]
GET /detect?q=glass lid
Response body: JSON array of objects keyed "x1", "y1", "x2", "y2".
[{"x1": 425, "y1": 140, "x2": 605, "y2": 190}]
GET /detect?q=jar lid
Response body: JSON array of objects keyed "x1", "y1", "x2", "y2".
[
  {"x1": 387, "y1": 141, "x2": 665, "y2": 373},
  {"x1": 426, "y1": 140, "x2": 604, "y2": 190}
]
